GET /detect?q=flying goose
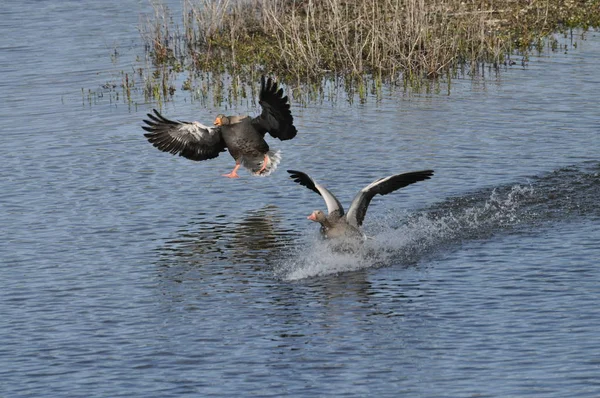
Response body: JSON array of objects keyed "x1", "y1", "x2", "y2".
[
  {"x1": 142, "y1": 76, "x2": 297, "y2": 178},
  {"x1": 287, "y1": 169, "x2": 434, "y2": 239}
]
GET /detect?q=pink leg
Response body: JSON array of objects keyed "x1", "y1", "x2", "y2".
[
  {"x1": 222, "y1": 163, "x2": 241, "y2": 178},
  {"x1": 257, "y1": 154, "x2": 269, "y2": 174}
]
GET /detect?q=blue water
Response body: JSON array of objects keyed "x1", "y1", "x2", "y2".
[{"x1": 1, "y1": 2, "x2": 600, "y2": 396}]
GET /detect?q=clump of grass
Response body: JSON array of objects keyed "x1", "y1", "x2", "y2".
[{"x1": 139, "y1": 0, "x2": 600, "y2": 99}]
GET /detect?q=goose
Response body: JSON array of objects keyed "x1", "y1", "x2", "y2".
[
  {"x1": 142, "y1": 76, "x2": 297, "y2": 178},
  {"x1": 287, "y1": 169, "x2": 434, "y2": 239}
]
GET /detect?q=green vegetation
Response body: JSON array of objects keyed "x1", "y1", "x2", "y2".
[{"x1": 132, "y1": 0, "x2": 600, "y2": 103}]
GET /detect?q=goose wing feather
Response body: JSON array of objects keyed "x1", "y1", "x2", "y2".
[
  {"x1": 252, "y1": 76, "x2": 297, "y2": 141},
  {"x1": 287, "y1": 170, "x2": 345, "y2": 217},
  {"x1": 346, "y1": 170, "x2": 434, "y2": 228},
  {"x1": 142, "y1": 109, "x2": 226, "y2": 161}
]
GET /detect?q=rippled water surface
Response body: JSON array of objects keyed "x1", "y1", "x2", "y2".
[{"x1": 1, "y1": 2, "x2": 600, "y2": 397}]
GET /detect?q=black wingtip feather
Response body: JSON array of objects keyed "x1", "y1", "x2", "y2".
[
  {"x1": 257, "y1": 76, "x2": 298, "y2": 141},
  {"x1": 371, "y1": 170, "x2": 435, "y2": 196},
  {"x1": 287, "y1": 170, "x2": 322, "y2": 196},
  {"x1": 148, "y1": 109, "x2": 178, "y2": 125}
]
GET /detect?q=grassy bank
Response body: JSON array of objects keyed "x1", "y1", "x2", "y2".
[{"x1": 136, "y1": 0, "x2": 600, "y2": 102}]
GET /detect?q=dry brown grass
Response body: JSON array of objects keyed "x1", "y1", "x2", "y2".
[{"x1": 138, "y1": 0, "x2": 600, "y2": 99}]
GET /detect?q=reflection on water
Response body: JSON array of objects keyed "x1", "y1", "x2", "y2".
[{"x1": 155, "y1": 205, "x2": 296, "y2": 269}]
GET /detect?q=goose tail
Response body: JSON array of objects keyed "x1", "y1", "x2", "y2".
[{"x1": 240, "y1": 150, "x2": 282, "y2": 177}]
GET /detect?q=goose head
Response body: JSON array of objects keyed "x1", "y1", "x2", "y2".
[
  {"x1": 214, "y1": 114, "x2": 229, "y2": 126},
  {"x1": 307, "y1": 210, "x2": 327, "y2": 224},
  {"x1": 214, "y1": 114, "x2": 249, "y2": 126}
]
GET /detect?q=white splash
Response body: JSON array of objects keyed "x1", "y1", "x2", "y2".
[
  {"x1": 275, "y1": 184, "x2": 536, "y2": 280},
  {"x1": 240, "y1": 150, "x2": 282, "y2": 177}
]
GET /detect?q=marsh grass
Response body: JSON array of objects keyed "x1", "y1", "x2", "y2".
[{"x1": 134, "y1": 0, "x2": 599, "y2": 103}]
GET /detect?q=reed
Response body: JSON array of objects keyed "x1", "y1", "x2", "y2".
[{"x1": 138, "y1": 0, "x2": 600, "y2": 98}]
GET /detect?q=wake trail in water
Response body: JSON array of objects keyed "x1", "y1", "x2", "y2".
[{"x1": 276, "y1": 161, "x2": 600, "y2": 280}]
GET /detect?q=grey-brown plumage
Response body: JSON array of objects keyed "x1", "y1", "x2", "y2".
[
  {"x1": 288, "y1": 169, "x2": 434, "y2": 239},
  {"x1": 142, "y1": 76, "x2": 297, "y2": 178}
]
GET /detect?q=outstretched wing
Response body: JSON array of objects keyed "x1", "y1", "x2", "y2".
[
  {"x1": 142, "y1": 109, "x2": 226, "y2": 161},
  {"x1": 252, "y1": 76, "x2": 297, "y2": 141},
  {"x1": 287, "y1": 170, "x2": 344, "y2": 218},
  {"x1": 346, "y1": 170, "x2": 434, "y2": 228}
]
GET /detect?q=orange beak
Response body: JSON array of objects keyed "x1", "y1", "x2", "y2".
[
  {"x1": 214, "y1": 116, "x2": 222, "y2": 126},
  {"x1": 307, "y1": 213, "x2": 317, "y2": 221}
]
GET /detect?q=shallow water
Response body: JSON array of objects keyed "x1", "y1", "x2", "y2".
[{"x1": 1, "y1": 2, "x2": 600, "y2": 396}]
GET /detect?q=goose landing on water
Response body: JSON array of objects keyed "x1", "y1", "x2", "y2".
[
  {"x1": 142, "y1": 76, "x2": 297, "y2": 178},
  {"x1": 287, "y1": 169, "x2": 434, "y2": 240}
]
